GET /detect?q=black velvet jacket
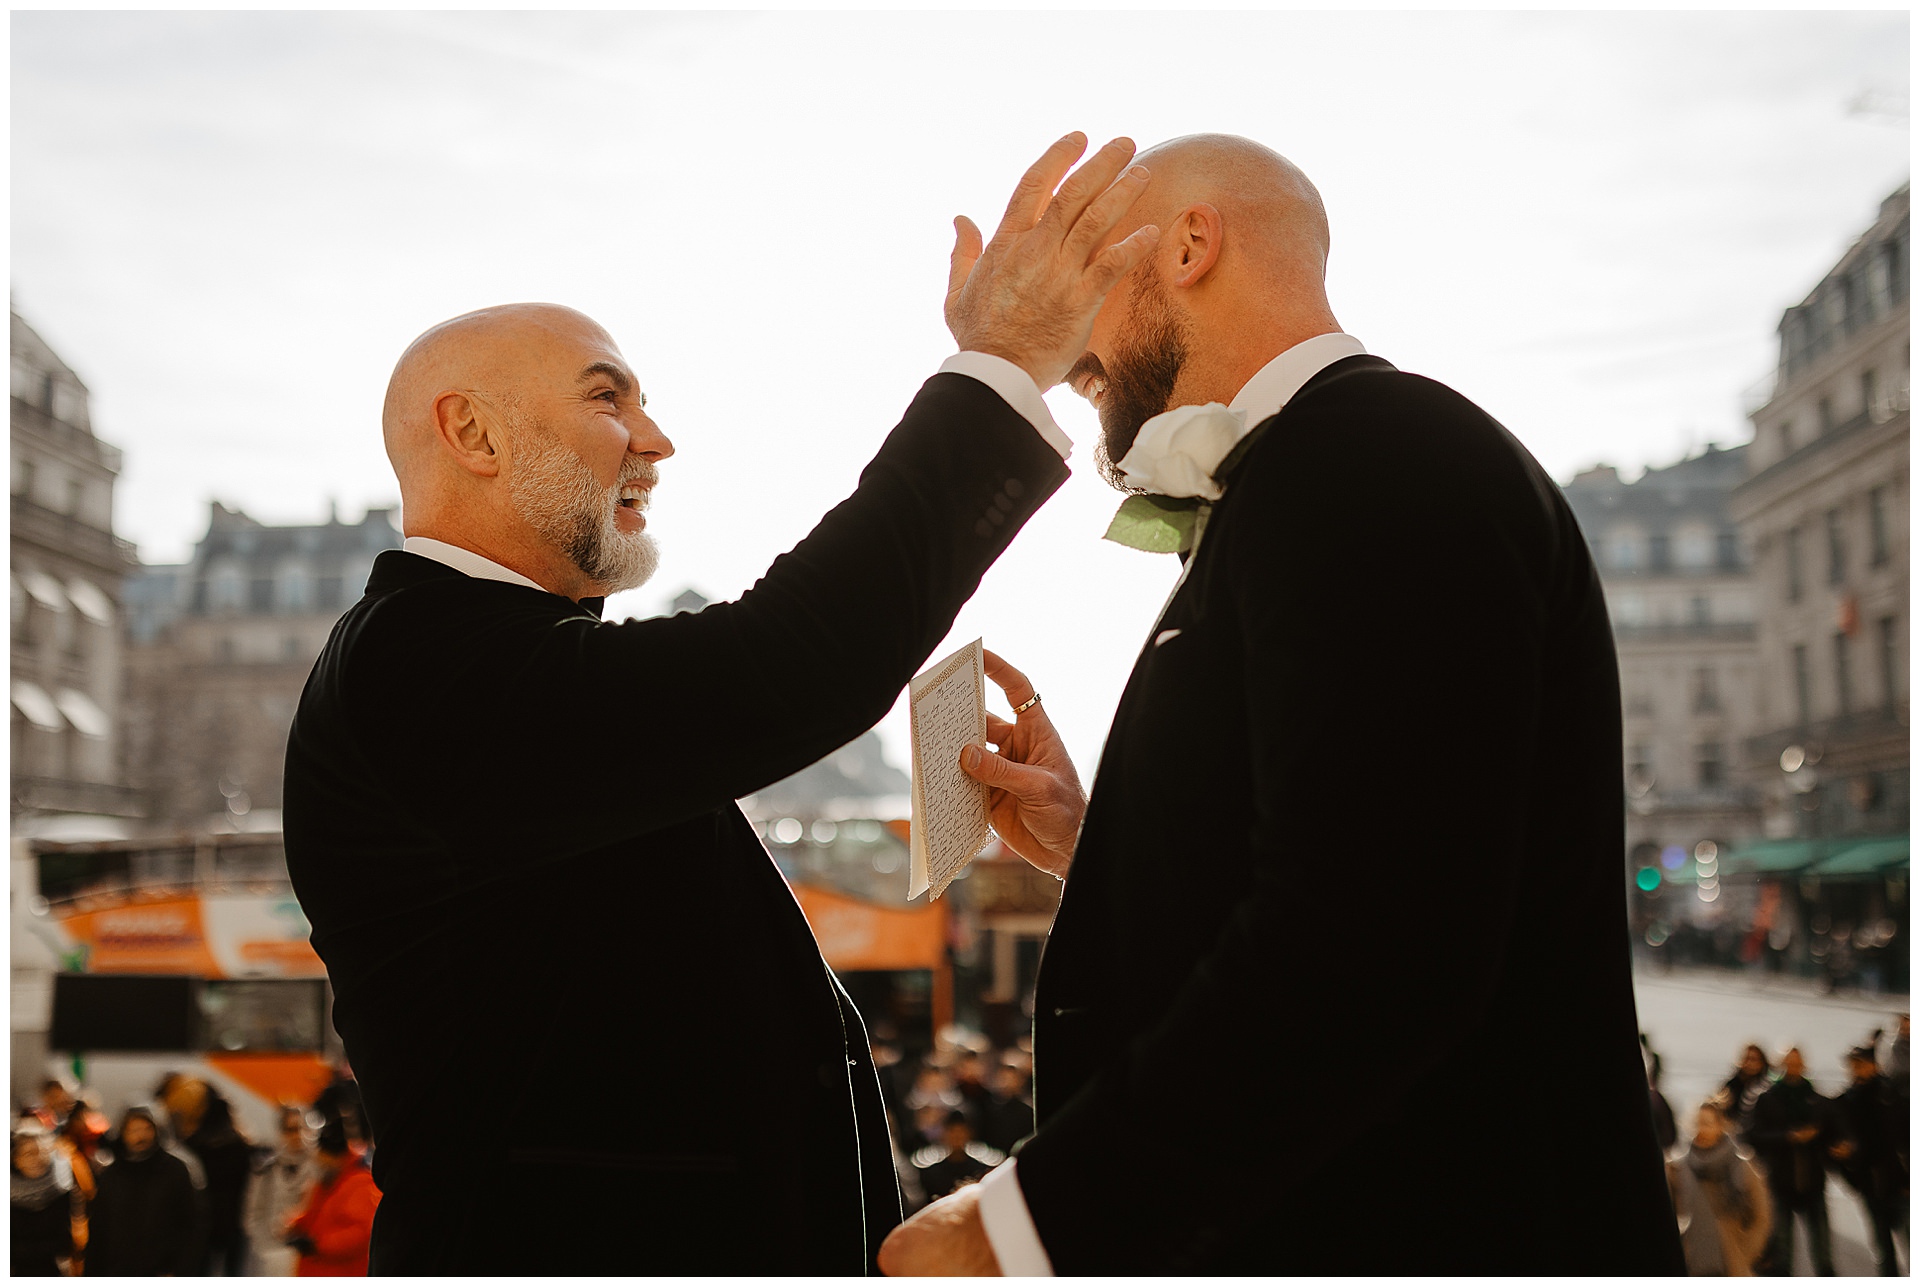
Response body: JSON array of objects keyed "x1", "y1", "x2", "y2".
[
  {"x1": 283, "y1": 374, "x2": 1067, "y2": 1275},
  {"x1": 1015, "y1": 356, "x2": 1687, "y2": 1274}
]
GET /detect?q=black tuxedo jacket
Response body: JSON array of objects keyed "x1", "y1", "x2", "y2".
[
  {"x1": 1016, "y1": 356, "x2": 1686, "y2": 1273},
  {"x1": 281, "y1": 375, "x2": 1066, "y2": 1275}
]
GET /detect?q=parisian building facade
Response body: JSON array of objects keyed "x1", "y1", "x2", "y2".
[
  {"x1": 122, "y1": 501, "x2": 402, "y2": 829},
  {"x1": 9, "y1": 308, "x2": 141, "y2": 833},
  {"x1": 1563, "y1": 445, "x2": 1763, "y2": 868},
  {"x1": 1731, "y1": 183, "x2": 1910, "y2": 845}
]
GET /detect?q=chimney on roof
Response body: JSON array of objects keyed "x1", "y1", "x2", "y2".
[{"x1": 1571, "y1": 464, "x2": 1619, "y2": 487}]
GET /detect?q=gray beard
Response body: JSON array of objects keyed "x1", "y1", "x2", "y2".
[{"x1": 507, "y1": 425, "x2": 660, "y2": 595}]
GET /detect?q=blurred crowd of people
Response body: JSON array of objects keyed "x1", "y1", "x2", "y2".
[
  {"x1": 10, "y1": 1065, "x2": 380, "y2": 1277},
  {"x1": 1653, "y1": 1016, "x2": 1909, "y2": 1275},
  {"x1": 869, "y1": 1026, "x2": 1035, "y2": 1212}
]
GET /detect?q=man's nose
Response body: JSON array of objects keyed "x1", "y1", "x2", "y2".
[{"x1": 630, "y1": 411, "x2": 675, "y2": 462}]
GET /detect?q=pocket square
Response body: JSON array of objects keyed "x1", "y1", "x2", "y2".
[{"x1": 1154, "y1": 628, "x2": 1183, "y2": 647}]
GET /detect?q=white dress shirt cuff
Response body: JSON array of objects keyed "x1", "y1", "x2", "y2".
[
  {"x1": 938, "y1": 352, "x2": 1073, "y2": 461},
  {"x1": 976, "y1": 1159, "x2": 1053, "y2": 1276}
]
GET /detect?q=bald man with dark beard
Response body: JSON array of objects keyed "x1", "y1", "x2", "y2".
[
  {"x1": 880, "y1": 134, "x2": 1686, "y2": 1275},
  {"x1": 280, "y1": 135, "x2": 1162, "y2": 1275}
]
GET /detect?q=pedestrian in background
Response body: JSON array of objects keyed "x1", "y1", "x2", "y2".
[
  {"x1": 912, "y1": 1110, "x2": 1004, "y2": 1201},
  {"x1": 1749, "y1": 1048, "x2": 1837, "y2": 1276},
  {"x1": 168, "y1": 1077, "x2": 256, "y2": 1275},
  {"x1": 1645, "y1": 1035, "x2": 1678, "y2": 1155},
  {"x1": 285, "y1": 1122, "x2": 381, "y2": 1276},
  {"x1": 53, "y1": 1104, "x2": 101, "y2": 1276},
  {"x1": 247, "y1": 1106, "x2": 319, "y2": 1276},
  {"x1": 1723, "y1": 1045, "x2": 1773, "y2": 1140},
  {"x1": 84, "y1": 1106, "x2": 203, "y2": 1276},
  {"x1": 11, "y1": 1125, "x2": 73, "y2": 1277},
  {"x1": 1830, "y1": 1040, "x2": 1908, "y2": 1276},
  {"x1": 1669, "y1": 1102, "x2": 1771, "y2": 1275},
  {"x1": 981, "y1": 1062, "x2": 1035, "y2": 1155}
]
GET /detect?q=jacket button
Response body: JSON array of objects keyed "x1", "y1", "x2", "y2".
[
  {"x1": 1003, "y1": 478, "x2": 1025, "y2": 500},
  {"x1": 974, "y1": 519, "x2": 993, "y2": 538}
]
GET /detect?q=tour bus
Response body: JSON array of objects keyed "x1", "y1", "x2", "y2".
[{"x1": 14, "y1": 833, "x2": 340, "y2": 1142}]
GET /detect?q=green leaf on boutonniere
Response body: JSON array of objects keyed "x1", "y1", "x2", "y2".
[{"x1": 1103, "y1": 493, "x2": 1206, "y2": 554}]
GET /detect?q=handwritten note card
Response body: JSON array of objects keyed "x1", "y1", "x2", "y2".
[{"x1": 907, "y1": 638, "x2": 992, "y2": 901}]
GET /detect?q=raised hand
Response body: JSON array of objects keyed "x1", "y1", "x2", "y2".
[
  {"x1": 959, "y1": 649, "x2": 1086, "y2": 878},
  {"x1": 946, "y1": 133, "x2": 1161, "y2": 390}
]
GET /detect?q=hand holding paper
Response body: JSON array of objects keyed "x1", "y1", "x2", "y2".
[{"x1": 961, "y1": 650, "x2": 1086, "y2": 879}]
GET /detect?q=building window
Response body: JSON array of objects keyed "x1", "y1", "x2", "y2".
[
  {"x1": 1778, "y1": 420, "x2": 1794, "y2": 457},
  {"x1": 1879, "y1": 616, "x2": 1900, "y2": 712},
  {"x1": 1690, "y1": 596, "x2": 1711, "y2": 627},
  {"x1": 1675, "y1": 526, "x2": 1714, "y2": 570},
  {"x1": 1628, "y1": 743, "x2": 1654, "y2": 782},
  {"x1": 1825, "y1": 508, "x2": 1846, "y2": 585},
  {"x1": 1792, "y1": 643, "x2": 1811, "y2": 727},
  {"x1": 1624, "y1": 689, "x2": 1655, "y2": 718},
  {"x1": 1819, "y1": 396, "x2": 1835, "y2": 435},
  {"x1": 65, "y1": 479, "x2": 83, "y2": 517},
  {"x1": 12, "y1": 456, "x2": 32, "y2": 498},
  {"x1": 1697, "y1": 742, "x2": 1725, "y2": 789},
  {"x1": 278, "y1": 564, "x2": 314, "y2": 613},
  {"x1": 1869, "y1": 487, "x2": 1890, "y2": 566},
  {"x1": 1607, "y1": 528, "x2": 1642, "y2": 570},
  {"x1": 1869, "y1": 252, "x2": 1893, "y2": 315},
  {"x1": 1647, "y1": 533, "x2": 1670, "y2": 571},
  {"x1": 1863, "y1": 369, "x2": 1879, "y2": 419},
  {"x1": 1834, "y1": 632, "x2": 1853, "y2": 717},
  {"x1": 1717, "y1": 531, "x2": 1740, "y2": 569},
  {"x1": 248, "y1": 575, "x2": 274, "y2": 613},
  {"x1": 207, "y1": 561, "x2": 246, "y2": 613},
  {"x1": 1785, "y1": 527, "x2": 1803, "y2": 603},
  {"x1": 1693, "y1": 666, "x2": 1720, "y2": 713}
]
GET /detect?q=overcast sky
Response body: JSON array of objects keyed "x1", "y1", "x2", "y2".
[{"x1": 11, "y1": 10, "x2": 1910, "y2": 780}]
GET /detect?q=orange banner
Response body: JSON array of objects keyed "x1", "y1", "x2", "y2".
[
  {"x1": 793, "y1": 882, "x2": 947, "y2": 972},
  {"x1": 58, "y1": 896, "x2": 222, "y2": 976}
]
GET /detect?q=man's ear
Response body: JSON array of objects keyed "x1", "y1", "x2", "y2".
[
  {"x1": 432, "y1": 392, "x2": 502, "y2": 478},
  {"x1": 1167, "y1": 203, "x2": 1224, "y2": 289}
]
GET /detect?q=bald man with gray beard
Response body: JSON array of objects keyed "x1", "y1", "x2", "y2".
[{"x1": 280, "y1": 135, "x2": 1162, "y2": 1274}]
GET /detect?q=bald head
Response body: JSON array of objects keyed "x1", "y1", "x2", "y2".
[
  {"x1": 379, "y1": 302, "x2": 673, "y2": 600},
  {"x1": 1127, "y1": 134, "x2": 1331, "y2": 290},
  {"x1": 1069, "y1": 135, "x2": 1344, "y2": 484},
  {"x1": 382, "y1": 303, "x2": 615, "y2": 490}
]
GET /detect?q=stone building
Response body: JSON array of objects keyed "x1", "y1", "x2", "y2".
[
  {"x1": 122, "y1": 501, "x2": 401, "y2": 829},
  {"x1": 1731, "y1": 183, "x2": 1909, "y2": 846},
  {"x1": 9, "y1": 308, "x2": 142, "y2": 836},
  {"x1": 1563, "y1": 444, "x2": 1763, "y2": 868}
]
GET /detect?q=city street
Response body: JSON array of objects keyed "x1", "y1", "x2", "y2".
[{"x1": 1634, "y1": 966, "x2": 1909, "y2": 1275}]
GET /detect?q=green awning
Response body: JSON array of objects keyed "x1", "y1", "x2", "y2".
[
  {"x1": 1811, "y1": 836, "x2": 1910, "y2": 877},
  {"x1": 1664, "y1": 838, "x2": 1818, "y2": 886},
  {"x1": 1723, "y1": 839, "x2": 1826, "y2": 875}
]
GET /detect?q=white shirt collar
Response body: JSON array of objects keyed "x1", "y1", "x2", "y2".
[
  {"x1": 1228, "y1": 332, "x2": 1369, "y2": 429},
  {"x1": 402, "y1": 536, "x2": 552, "y2": 593}
]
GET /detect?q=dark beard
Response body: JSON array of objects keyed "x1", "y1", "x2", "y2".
[{"x1": 1087, "y1": 269, "x2": 1191, "y2": 490}]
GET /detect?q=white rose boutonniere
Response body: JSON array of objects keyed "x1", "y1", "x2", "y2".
[
  {"x1": 1117, "y1": 402, "x2": 1246, "y2": 500},
  {"x1": 1103, "y1": 403, "x2": 1250, "y2": 555}
]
